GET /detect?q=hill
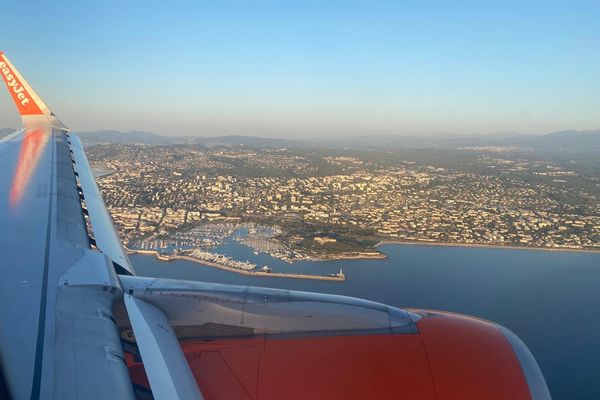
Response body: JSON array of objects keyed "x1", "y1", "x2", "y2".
[
  {"x1": 2, "y1": 128, "x2": 599, "y2": 151},
  {"x1": 77, "y1": 130, "x2": 312, "y2": 148}
]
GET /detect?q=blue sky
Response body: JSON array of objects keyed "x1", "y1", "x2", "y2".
[{"x1": 1, "y1": 1, "x2": 599, "y2": 137}]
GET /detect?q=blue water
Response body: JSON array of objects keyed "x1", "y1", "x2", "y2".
[{"x1": 131, "y1": 243, "x2": 600, "y2": 400}]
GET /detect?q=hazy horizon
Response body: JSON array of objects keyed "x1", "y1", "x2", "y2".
[
  {"x1": 1, "y1": 1, "x2": 599, "y2": 138},
  {"x1": 56, "y1": 127, "x2": 600, "y2": 140}
]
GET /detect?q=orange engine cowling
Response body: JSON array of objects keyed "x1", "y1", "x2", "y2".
[{"x1": 125, "y1": 310, "x2": 549, "y2": 400}]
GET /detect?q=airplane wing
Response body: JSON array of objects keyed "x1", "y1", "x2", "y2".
[
  {"x1": 0, "y1": 52, "x2": 551, "y2": 400},
  {"x1": 0, "y1": 52, "x2": 137, "y2": 399}
]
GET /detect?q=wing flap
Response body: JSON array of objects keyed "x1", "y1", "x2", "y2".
[{"x1": 124, "y1": 294, "x2": 204, "y2": 400}]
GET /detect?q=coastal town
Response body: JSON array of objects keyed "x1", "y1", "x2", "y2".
[{"x1": 86, "y1": 144, "x2": 600, "y2": 275}]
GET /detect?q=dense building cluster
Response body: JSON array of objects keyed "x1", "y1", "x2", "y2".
[{"x1": 87, "y1": 144, "x2": 600, "y2": 251}]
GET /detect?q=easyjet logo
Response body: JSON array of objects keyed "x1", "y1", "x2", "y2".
[{"x1": 0, "y1": 61, "x2": 31, "y2": 106}]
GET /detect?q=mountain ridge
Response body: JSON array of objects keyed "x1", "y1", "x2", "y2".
[
  {"x1": 75, "y1": 128, "x2": 600, "y2": 151},
  {"x1": 1, "y1": 128, "x2": 599, "y2": 151}
]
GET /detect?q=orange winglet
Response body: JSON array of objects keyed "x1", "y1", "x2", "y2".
[{"x1": 0, "y1": 52, "x2": 43, "y2": 115}]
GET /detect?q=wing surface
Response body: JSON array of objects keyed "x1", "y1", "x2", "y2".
[
  {"x1": 70, "y1": 134, "x2": 134, "y2": 274},
  {"x1": 0, "y1": 52, "x2": 135, "y2": 399}
]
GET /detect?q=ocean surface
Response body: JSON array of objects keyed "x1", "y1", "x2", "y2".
[{"x1": 131, "y1": 241, "x2": 600, "y2": 400}]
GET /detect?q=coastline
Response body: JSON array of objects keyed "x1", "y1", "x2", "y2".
[
  {"x1": 126, "y1": 248, "x2": 345, "y2": 281},
  {"x1": 125, "y1": 238, "x2": 598, "y2": 281},
  {"x1": 300, "y1": 252, "x2": 387, "y2": 262},
  {"x1": 375, "y1": 239, "x2": 600, "y2": 254}
]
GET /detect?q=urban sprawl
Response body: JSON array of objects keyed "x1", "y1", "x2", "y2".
[{"x1": 87, "y1": 144, "x2": 600, "y2": 273}]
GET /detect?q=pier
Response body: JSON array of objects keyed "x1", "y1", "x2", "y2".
[{"x1": 126, "y1": 248, "x2": 346, "y2": 281}]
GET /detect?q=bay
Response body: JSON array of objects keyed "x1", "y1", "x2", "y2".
[{"x1": 131, "y1": 243, "x2": 600, "y2": 400}]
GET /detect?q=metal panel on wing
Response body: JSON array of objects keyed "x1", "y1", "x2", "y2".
[
  {"x1": 119, "y1": 276, "x2": 420, "y2": 335},
  {"x1": 69, "y1": 134, "x2": 135, "y2": 274},
  {"x1": 124, "y1": 294, "x2": 204, "y2": 400}
]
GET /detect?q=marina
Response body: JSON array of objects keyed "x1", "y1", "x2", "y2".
[
  {"x1": 127, "y1": 247, "x2": 345, "y2": 281},
  {"x1": 126, "y1": 224, "x2": 350, "y2": 280}
]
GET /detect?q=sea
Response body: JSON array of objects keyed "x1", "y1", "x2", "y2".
[{"x1": 131, "y1": 238, "x2": 600, "y2": 400}]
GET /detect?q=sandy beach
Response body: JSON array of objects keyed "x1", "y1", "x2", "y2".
[{"x1": 376, "y1": 239, "x2": 600, "y2": 254}]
